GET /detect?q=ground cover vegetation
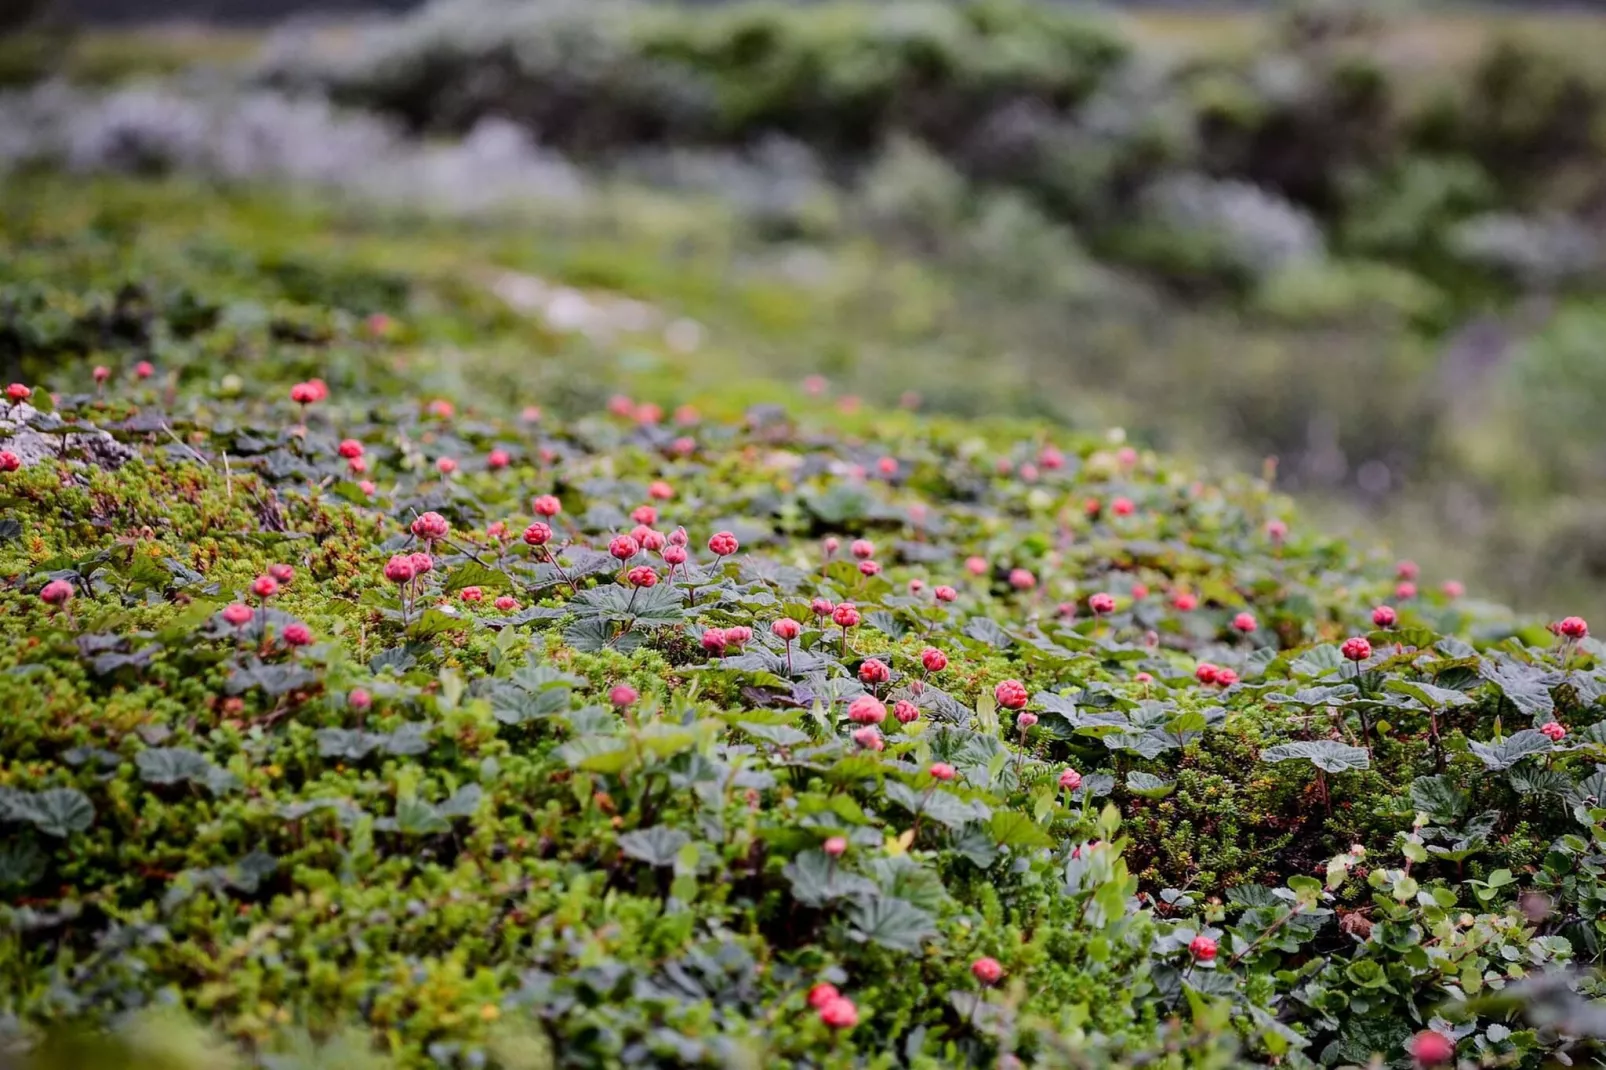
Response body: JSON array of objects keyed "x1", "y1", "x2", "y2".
[{"x1": 0, "y1": 168, "x2": 1605, "y2": 1069}]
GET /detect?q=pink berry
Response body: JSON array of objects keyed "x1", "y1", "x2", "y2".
[
  {"x1": 971, "y1": 957, "x2": 1003, "y2": 984},
  {"x1": 626, "y1": 565, "x2": 657, "y2": 588},
  {"x1": 411, "y1": 512, "x2": 449, "y2": 542},
  {"x1": 1558, "y1": 616, "x2": 1589, "y2": 639},
  {"x1": 349, "y1": 688, "x2": 371, "y2": 711},
  {"x1": 921, "y1": 647, "x2": 948, "y2": 673},
  {"x1": 359, "y1": 480, "x2": 376, "y2": 497},
  {"x1": 269, "y1": 564, "x2": 295, "y2": 584},
  {"x1": 338, "y1": 439, "x2": 364, "y2": 459},
  {"x1": 823, "y1": 837, "x2": 847, "y2": 858},
  {"x1": 807, "y1": 983, "x2": 839, "y2": 1009},
  {"x1": 1411, "y1": 1030, "x2": 1454, "y2": 1067},
  {"x1": 222, "y1": 603, "x2": 253, "y2": 627},
  {"x1": 857, "y1": 560, "x2": 881, "y2": 576},
  {"x1": 1058, "y1": 768, "x2": 1082, "y2": 791},
  {"x1": 1232, "y1": 612, "x2": 1256, "y2": 633},
  {"x1": 851, "y1": 539, "x2": 875, "y2": 560},
  {"x1": 1039, "y1": 445, "x2": 1065, "y2": 469},
  {"x1": 818, "y1": 996, "x2": 858, "y2": 1029},
  {"x1": 436, "y1": 457, "x2": 458, "y2": 475},
  {"x1": 252, "y1": 575, "x2": 279, "y2": 599},
  {"x1": 700, "y1": 628, "x2": 728, "y2": 654},
  {"x1": 965, "y1": 556, "x2": 988, "y2": 576},
  {"x1": 929, "y1": 762, "x2": 956, "y2": 782},
  {"x1": 1214, "y1": 668, "x2": 1239, "y2": 687},
  {"x1": 523, "y1": 522, "x2": 552, "y2": 546},
  {"x1": 771, "y1": 618, "x2": 801, "y2": 641},
  {"x1": 832, "y1": 603, "x2": 861, "y2": 629},
  {"x1": 1132, "y1": 583, "x2": 1149, "y2": 600},
  {"x1": 894, "y1": 700, "x2": 920, "y2": 724},
  {"x1": 1008, "y1": 568, "x2": 1035, "y2": 590},
  {"x1": 1017, "y1": 712, "x2": 1038, "y2": 729},
  {"x1": 1195, "y1": 663, "x2": 1219, "y2": 685},
  {"x1": 822, "y1": 536, "x2": 840, "y2": 556},
  {"x1": 812, "y1": 598, "x2": 834, "y2": 618},
  {"x1": 609, "y1": 534, "x2": 640, "y2": 560},
  {"x1": 383, "y1": 555, "x2": 415, "y2": 583},
  {"x1": 533, "y1": 495, "x2": 562, "y2": 517},
  {"x1": 850, "y1": 726, "x2": 883, "y2": 751},
  {"x1": 994, "y1": 679, "x2": 1028, "y2": 710},
  {"x1": 663, "y1": 545, "x2": 688, "y2": 566},
  {"x1": 284, "y1": 623, "x2": 312, "y2": 646},
  {"x1": 1396, "y1": 581, "x2": 1418, "y2": 600},
  {"x1": 1089, "y1": 592, "x2": 1116, "y2": 615},
  {"x1": 708, "y1": 531, "x2": 739, "y2": 556},
  {"x1": 1540, "y1": 721, "x2": 1567, "y2": 742},
  {"x1": 610, "y1": 685, "x2": 638, "y2": 707},
  {"x1": 934, "y1": 585, "x2": 957, "y2": 602},
  {"x1": 1442, "y1": 580, "x2": 1465, "y2": 599},
  {"x1": 632, "y1": 505, "x2": 658, "y2": 526},
  {"x1": 0, "y1": 451, "x2": 20, "y2": 473},
  {"x1": 1342, "y1": 637, "x2": 1372, "y2": 662},
  {"x1": 494, "y1": 595, "x2": 518, "y2": 611},
  {"x1": 290, "y1": 382, "x2": 319, "y2": 405},
  {"x1": 487, "y1": 449, "x2": 511, "y2": 470},
  {"x1": 725, "y1": 626, "x2": 751, "y2": 648},
  {"x1": 668, "y1": 527, "x2": 689, "y2": 547},
  {"x1": 1173, "y1": 592, "x2": 1198, "y2": 612},
  {"x1": 5, "y1": 383, "x2": 31, "y2": 402},
  {"x1": 858, "y1": 659, "x2": 891, "y2": 685},
  {"x1": 409, "y1": 553, "x2": 433, "y2": 575},
  {"x1": 1189, "y1": 935, "x2": 1217, "y2": 961},
  {"x1": 427, "y1": 399, "x2": 453, "y2": 419},
  {"x1": 134, "y1": 361, "x2": 154, "y2": 379},
  {"x1": 847, "y1": 696, "x2": 886, "y2": 725},
  {"x1": 93, "y1": 365, "x2": 111, "y2": 384},
  {"x1": 1372, "y1": 605, "x2": 1397, "y2": 628},
  {"x1": 1265, "y1": 519, "x2": 1287, "y2": 542},
  {"x1": 648, "y1": 480, "x2": 674, "y2": 500},
  {"x1": 1111, "y1": 497, "x2": 1134, "y2": 517},
  {"x1": 40, "y1": 579, "x2": 73, "y2": 605},
  {"x1": 460, "y1": 587, "x2": 483, "y2": 602},
  {"x1": 1397, "y1": 560, "x2": 1420, "y2": 580}
]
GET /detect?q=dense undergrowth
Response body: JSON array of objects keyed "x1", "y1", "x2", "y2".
[{"x1": 1, "y1": 169, "x2": 1605, "y2": 1069}]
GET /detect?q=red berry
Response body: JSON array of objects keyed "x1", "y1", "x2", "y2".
[
  {"x1": 383, "y1": 555, "x2": 415, "y2": 583},
  {"x1": 269, "y1": 564, "x2": 295, "y2": 583},
  {"x1": 1558, "y1": 616, "x2": 1589, "y2": 639},
  {"x1": 460, "y1": 587, "x2": 483, "y2": 602},
  {"x1": 290, "y1": 382, "x2": 319, "y2": 405},
  {"x1": 338, "y1": 439, "x2": 364, "y2": 459},
  {"x1": 1173, "y1": 592, "x2": 1198, "y2": 612},
  {"x1": 1372, "y1": 605, "x2": 1397, "y2": 628},
  {"x1": 349, "y1": 688, "x2": 371, "y2": 710},
  {"x1": 223, "y1": 603, "x2": 253, "y2": 627},
  {"x1": 252, "y1": 576, "x2": 279, "y2": 599},
  {"x1": 1540, "y1": 721, "x2": 1567, "y2": 742},
  {"x1": 929, "y1": 762, "x2": 956, "y2": 782},
  {"x1": 771, "y1": 618, "x2": 801, "y2": 641},
  {"x1": 134, "y1": 361, "x2": 154, "y2": 379},
  {"x1": 894, "y1": 700, "x2": 920, "y2": 724},
  {"x1": 725, "y1": 626, "x2": 751, "y2": 648},
  {"x1": 409, "y1": 553, "x2": 433, "y2": 575},
  {"x1": 1232, "y1": 612, "x2": 1257, "y2": 633},
  {"x1": 1058, "y1": 768, "x2": 1082, "y2": 791},
  {"x1": 994, "y1": 679, "x2": 1028, "y2": 710},
  {"x1": 533, "y1": 495, "x2": 562, "y2": 517},
  {"x1": 523, "y1": 523, "x2": 552, "y2": 546},
  {"x1": 832, "y1": 603, "x2": 861, "y2": 629},
  {"x1": 1411, "y1": 1030, "x2": 1454, "y2": 1067},
  {"x1": 487, "y1": 449, "x2": 511, "y2": 470},
  {"x1": 847, "y1": 696, "x2": 886, "y2": 725},
  {"x1": 494, "y1": 595, "x2": 518, "y2": 611},
  {"x1": 818, "y1": 996, "x2": 858, "y2": 1029},
  {"x1": 1342, "y1": 637, "x2": 1372, "y2": 662},
  {"x1": 971, "y1": 957, "x2": 1003, "y2": 984},
  {"x1": 700, "y1": 628, "x2": 728, "y2": 654},
  {"x1": 609, "y1": 534, "x2": 640, "y2": 560},
  {"x1": 0, "y1": 451, "x2": 20, "y2": 473},
  {"x1": 1214, "y1": 668, "x2": 1238, "y2": 687},
  {"x1": 1195, "y1": 663, "x2": 1219, "y2": 685},
  {"x1": 1111, "y1": 497, "x2": 1134, "y2": 517},
  {"x1": 662, "y1": 545, "x2": 688, "y2": 566},
  {"x1": 1089, "y1": 592, "x2": 1116, "y2": 615},
  {"x1": 40, "y1": 579, "x2": 73, "y2": 605},
  {"x1": 610, "y1": 685, "x2": 638, "y2": 707},
  {"x1": 1131, "y1": 583, "x2": 1149, "y2": 600},
  {"x1": 436, "y1": 457, "x2": 457, "y2": 475},
  {"x1": 858, "y1": 659, "x2": 890, "y2": 685},
  {"x1": 5, "y1": 383, "x2": 31, "y2": 402},
  {"x1": 411, "y1": 512, "x2": 449, "y2": 542},
  {"x1": 283, "y1": 623, "x2": 312, "y2": 646},
  {"x1": 626, "y1": 565, "x2": 657, "y2": 588},
  {"x1": 93, "y1": 365, "x2": 111, "y2": 383},
  {"x1": 708, "y1": 531, "x2": 739, "y2": 556},
  {"x1": 807, "y1": 983, "x2": 840, "y2": 1009},
  {"x1": 921, "y1": 647, "x2": 948, "y2": 673},
  {"x1": 1189, "y1": 935, "x2": 1217, "y2": 961}
]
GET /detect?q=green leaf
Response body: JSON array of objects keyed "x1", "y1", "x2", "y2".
[
  {"x1": 1125, "y1": 771, "x2": 1176, "y2": 798},
  {"x1": 784, "y1": 849, "x2": 878, "y2": 906},
  {"x1": 1469, "y1": 729, "x2": 1554, "y2": 771},
  {"x1": 443, "y1": 561, "x2": 509, "y2": 592},
  {"x1": 738, "y1": 721, "x2": 811, "y2": 747},
  {"x1": 1410, "y1": 775, "x2": 1469, "y2": 822},
  {"x1": 847, "y1": 896, "x2": 937, "y2": 952},
  {"x1": 16, "y1": 788, "x2": 95, "y2": 838},
  {"x1": 619, "y1": 826, "x2": 691, "y2": 868},
  {"x1": 1261, "y1": 740, "x2": 1370, "y2": 773},
  {"x1": 406, "y1": 608, "x2": 470, "y2": 640},
  {"x1": 988, "y1": 811, "x2": 1052, "y2": 849}
]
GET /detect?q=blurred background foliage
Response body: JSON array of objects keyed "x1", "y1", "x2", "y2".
[{"x1": 4, "y1": 0, "x2": 1606, "y2": 615}]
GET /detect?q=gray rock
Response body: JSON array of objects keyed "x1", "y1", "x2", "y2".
[{"x1": 0, "y1": 402, "x2": 136, "y2": 470}]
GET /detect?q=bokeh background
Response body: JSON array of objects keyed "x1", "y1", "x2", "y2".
[{"x1": 5, "y1": 0, "x2": 1606, "y2": 616}]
